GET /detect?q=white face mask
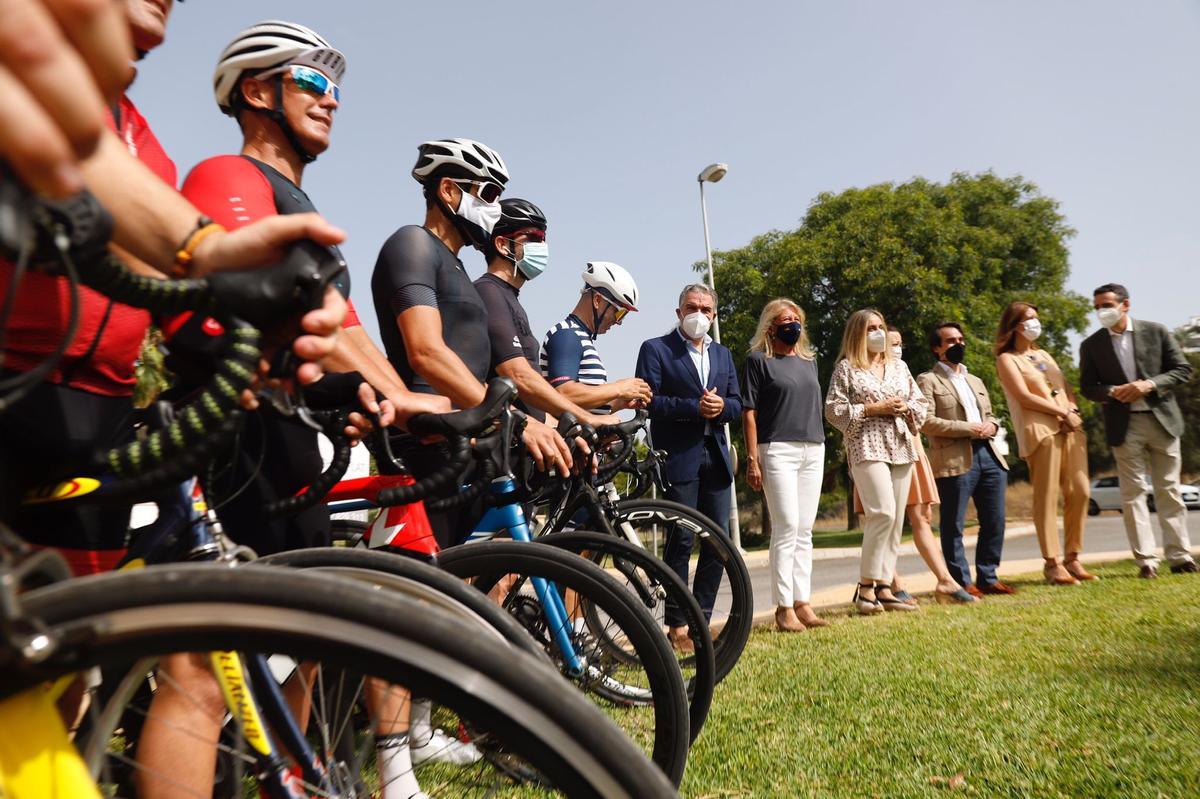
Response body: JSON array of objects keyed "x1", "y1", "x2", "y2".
[
  {"x1": 456, "y1": 191, "x2": 502, "y2": 237},
  {"x1": 866, "y1": 329, "x2": 888, "y2": 353},
  {"x1": 1020, "y1": 319, "x2": 1042, "y2": 341},
  {"x1": 1097, "y1": 306, "x2": 1123, "y2": 329},
  {"x1": 680, "y1": 311, "x2": 712, "y2": 340},
  {"x1": 891, "y1": 346, "x2": 904, "y2": 360}
]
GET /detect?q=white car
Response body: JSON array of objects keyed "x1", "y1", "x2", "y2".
[{"x1": 1088, "y1": 475, "x2": 1200, "y2": 516}]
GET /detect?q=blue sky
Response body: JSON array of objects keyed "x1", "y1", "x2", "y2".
[{"x1": 136, "y1": 0, "x2": 1200, "y2": 383}]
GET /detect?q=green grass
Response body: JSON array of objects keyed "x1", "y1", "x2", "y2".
[{"x1": 681, "y1": 561, "x2": 1200, "y2": 798}]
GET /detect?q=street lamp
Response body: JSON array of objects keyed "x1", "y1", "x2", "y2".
[{"x1": 696, "y1": 162, "x2": 743, "y2": 550}]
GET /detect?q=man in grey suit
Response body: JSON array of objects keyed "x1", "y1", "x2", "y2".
[{"x1": 1079, "y1": 283, "x2": 1196, "y2": 578}]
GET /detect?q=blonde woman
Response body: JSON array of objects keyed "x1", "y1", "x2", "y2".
[
  {"x1": 743, "y1": 299, "x2": 827, "y2": 632},
  {"x1": 994, "y1": 301, "x2": 1093, "y2": 585},
  {"x1": 825, "y1": 309, "x2": 926, "y2": 614}
]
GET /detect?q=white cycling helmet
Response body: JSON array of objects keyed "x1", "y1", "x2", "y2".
[
  {"x1": 411, "y1": 138, "x2": 510, "y2": 188},
  {"x1": 213, "y1": 21, "x2": 346, "y2": 115},
  {"x1": 582, "y1": 261, "x2": 640, "y2": 311}
]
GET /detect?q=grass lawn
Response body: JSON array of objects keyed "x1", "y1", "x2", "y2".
[{"x1": 681, "y1": 560, "x2": 1200, "y2": 798}]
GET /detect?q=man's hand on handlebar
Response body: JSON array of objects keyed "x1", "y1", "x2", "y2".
[
  {"x1": 522, "y1": 417, "x2": 573, "y2": 476},
  {"x1": 387, "y1": 389, "x2": 452, "y2": 433},
  {"x1": 345, "y1": 382, "x2": 396, "y2": 443},
  {"x1": 0, "y1": 0, "x2": 134, "y2": 197},
  {"x1": 240, "y1": 287, "x2": 347, "y2": 409},
  {"x1": 610, "y1": 377, "x2": 653, "y2": 411}
]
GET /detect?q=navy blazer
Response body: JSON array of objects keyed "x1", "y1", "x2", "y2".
[{"x1": 635, "y1": 330, "x2": 743, "y2": 485}]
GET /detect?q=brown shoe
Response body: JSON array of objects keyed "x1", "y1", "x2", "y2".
[
  {"x1": 1043, "y1": 562, "x2": 1079, "y2": 586},
  {"x1": 980, "y1": 581, "x2": 1017, "y2": 595},
  {"x1": 794, "y1": 603, "x2": 829, "y2": 628},
  {"x1": 775, "y1": 607, "x2": 806, "y2": 633},
  {"x1": 668, "y1": 627, "x2": 696, "y2": 654},
  {"x1": 964, "y1": 583, "x2": 984, "y2": 599},
  {"x1": 1138, "y1": 565, "x2": 1159, "y2": 579},
  {"x1": 1063, "y1": 558, "x2": 1099, "y2": 581}
]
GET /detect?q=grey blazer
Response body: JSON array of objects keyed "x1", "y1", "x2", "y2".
[{"x1": 1079, "y1": 319, "x2": 1193, "y2": 446}]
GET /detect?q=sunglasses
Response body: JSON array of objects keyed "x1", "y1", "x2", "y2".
[
  {"x1": 455, "y1": 179, "x2": 504, "y2": 204},
  {"x1": 594, "y1": 294, "x2": 628, "y2": 322},
  {"x1": 256, "y1": 64, "x2": 341, "y2": 103}
]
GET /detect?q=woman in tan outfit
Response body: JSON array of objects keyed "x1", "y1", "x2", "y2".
[{"x1": 994, "y1": 301, "x2": 1096, "y2": 585}]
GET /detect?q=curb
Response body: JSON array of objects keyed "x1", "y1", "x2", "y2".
[
  {"x1": 747, "y1": 546, "x2": 1200, "y2": 627},
  {"x1": 739, "y1": 522, "x2": 1038, "y2": 568}
]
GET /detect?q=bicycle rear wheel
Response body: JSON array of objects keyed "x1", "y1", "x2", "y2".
[
  {"x1": 436, "y1": 541, "x2": 691, "y2": 787},
  {"x1": 613, "y1": 499, "x2": 754, "y2": 684},
  {"x1": 536, "y1": 530, "x2": 715, "y2": 743},
  {"x1": 11, "y1": 564, "x2": 678, "y2": 798}
]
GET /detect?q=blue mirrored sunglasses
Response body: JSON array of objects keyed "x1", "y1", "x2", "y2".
[{"x1": 256, "y1": 64, "x2": 340, "y2": 103}]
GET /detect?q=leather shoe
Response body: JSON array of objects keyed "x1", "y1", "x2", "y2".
[
  {"x1": 980, "y1": 581, "x2": 1016, "y2": 595},
  {"x1": 794, "y1": 603, "x2": 829, "y2": 628},
  {"x1": 1138, "y1": 565, "x2": 1158, "y2": 579},
  {"x1": 668, "y1": 628, "x2": 695, "y2": 654},
  {"x1": 964, "y1": 583, "x2": 984, "y2": 599},
  {"x1": 775, "y1": 607, "x2": 806, "y2": 633},
  {"x1": 1169, "y1": 560, "x2": 1199, "y2": 574}
]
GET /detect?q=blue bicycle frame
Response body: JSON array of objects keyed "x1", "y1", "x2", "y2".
[{"x1": 462, "y1": 476, "x2": 584, "y2": 677}]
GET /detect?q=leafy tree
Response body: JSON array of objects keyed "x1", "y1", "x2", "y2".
[
  {"x1": 1175, "y1": 352, "x2": 1200, "y2": 476},
  {"x1": 133, "y1": 327, "x2": 170, "y2": 408},
  {"x1": 703, "y1": 172, "x2": 1091, "y2": 526}
]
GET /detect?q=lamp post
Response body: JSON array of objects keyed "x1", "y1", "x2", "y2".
[{"x1": 697, "y1": 163, "x2": 742, "y2": 550}]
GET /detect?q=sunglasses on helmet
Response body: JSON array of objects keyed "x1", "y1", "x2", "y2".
[
  {"x1": 593, "y1": 292, "x2": 629, "y2": 322},
  {"x1": 455, "y1": 179, "x2": 504, "y2": 204},
  {"x1": 255, "y1": 64, "x2": 341, "y2": 103}
]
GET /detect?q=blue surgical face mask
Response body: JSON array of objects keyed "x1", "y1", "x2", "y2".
[{"x1": 515, "y1": 241, "x2": 549, "y2": 280}]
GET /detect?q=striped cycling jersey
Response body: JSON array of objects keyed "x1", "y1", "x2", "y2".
[{"x1": 541, "y1": 313, "x2": 610, "y2": 413}]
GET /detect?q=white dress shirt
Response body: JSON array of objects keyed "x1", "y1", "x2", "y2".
[
  {"x1": 937, "y1": 361, "x2": 983, "y2": 424},
  {"x1": 678, "y1": 327, "x2": 711, "y2": 387},
  {"x1": 1109, "y1": 317, "x2": 1150, "y2": 411}
]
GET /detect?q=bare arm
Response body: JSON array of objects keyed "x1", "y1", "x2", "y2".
[
  {"x1": 395, "y1": 306, "x2": 485, "y2": 409},
  {"x1": 496, "y1": 357, "x2": 613, "y2": 427}
]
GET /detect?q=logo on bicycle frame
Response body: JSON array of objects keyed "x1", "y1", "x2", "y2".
[{"x1": 23, "y1": 477, "x2": 102, "y2": 504}]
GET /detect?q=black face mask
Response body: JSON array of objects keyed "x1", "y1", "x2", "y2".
[
  {"x1": 945, "y1": 342, "x2": 966, "y2": 365},
  {"x1": 775, "y1": 322, "x2": 802, "y2": 346}
]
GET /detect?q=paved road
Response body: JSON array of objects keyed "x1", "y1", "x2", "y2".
[{"x1": 746, "y1": 514, "x2": 1145, "y2": 613}]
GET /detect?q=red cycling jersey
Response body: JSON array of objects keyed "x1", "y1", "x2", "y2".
[
  {"x1": 0, "y1": 96, "x2": 176, "y2": 396},
  {"x1": 180, "y1": 155, "x2": 360, "y2": 327}
]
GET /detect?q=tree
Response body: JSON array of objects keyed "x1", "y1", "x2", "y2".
[
  {"x1": 703, "y1": 172, "x2": 1091, "y2": 524},
  {"x1": 1175, "y1": 352, "x2": 1200, "y2": 476}
]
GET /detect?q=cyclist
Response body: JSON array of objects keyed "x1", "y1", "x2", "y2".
[
  {"x1": 541, "y1": 261, "x2": 653, "y2": 414},
  {"x1": 179, "y1": 20, "x2": 447, "y2": 557},
  {"x1": 0, "y1": 1, "x2": 347, "y2": 576},
  {"x1": 370, "y1": 138, "x2": 573, "y2": 548},
  {"x1": 474, "y1": 198, "x2": 617, "y2": 428}
]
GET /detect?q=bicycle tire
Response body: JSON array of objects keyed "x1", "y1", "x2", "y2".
[
  {"x1": 612, "y1": 499, "x2": 754, "y2": 684},
  {"x1": 254, "y1": 546, "x2": 546, "y2": 660},
  {"x1": 9, "y1": 564, "x2": 678, "y2": 798},
  {"x1": 330, "y1": 517, "x2": 368, "y2": 548},
  {"x1": 535, "y1": 530, "x2": 715, "y2": 743},
  {"x1": 435, "y1": 541, "x2": 691, "y2": 787}
]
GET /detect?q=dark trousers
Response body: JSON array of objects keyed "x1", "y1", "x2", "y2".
[
  {"x1": 935, "y1": 441, "x2": 1006, "y2": 587},
  {"x1": 663, "y1": 437, "x2": 731, "y2": 627},
  {"x1": 0, "y1": 376, "x2": 134, "y2": 555}
]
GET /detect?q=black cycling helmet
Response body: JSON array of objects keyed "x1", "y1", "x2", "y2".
[{"x1": 486, "y1": 198, "x2": 547, "y2": 261}]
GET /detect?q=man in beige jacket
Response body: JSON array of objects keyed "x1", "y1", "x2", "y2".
[{"x1": 918, "y1": 322, "x2": 1012, "y2": 595}]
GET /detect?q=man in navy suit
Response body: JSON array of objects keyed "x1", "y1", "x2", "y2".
[{"x1": 635, "y1": 283, "x2": 742, "y2": 651}]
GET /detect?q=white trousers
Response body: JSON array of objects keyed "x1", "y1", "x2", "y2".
[
  {"x1": 1113, "y1": 413, "x2": 1194, "y2": 567},
  {"x1": 760, "y1": 441, "x2": 825, "y2": 606},
  {"x1": 851, "y1": 460, "x2": 914, "y2": 582}
]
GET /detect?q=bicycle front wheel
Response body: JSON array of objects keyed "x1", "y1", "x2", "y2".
[
  {"x1": 11, "y1": 564, "x2": 678, "y2": 798},
  {"x1": 436, "y1": 541, "x2": 691, "y2": 787}
]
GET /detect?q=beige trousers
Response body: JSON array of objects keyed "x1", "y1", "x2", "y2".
[
  {"x1": 1113, "y1": 413, "x2": 1194, "y2": 568},
  {"x1": 1026, "y1": 431, "x2": 1089, "y2": 559},
  {"x1": 851, "y1": 460, "x2": 914, "y2": 582}
]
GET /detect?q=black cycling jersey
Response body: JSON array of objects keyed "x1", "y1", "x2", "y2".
[
  {"x1": 371, "y1": 225, "x2": 490, "y2": 397},
  {"x1": 473, "y1": 272, "x2": 545, "y2": 422}
]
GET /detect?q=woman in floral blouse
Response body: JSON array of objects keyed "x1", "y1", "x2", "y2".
[{"x1": 825, "y1": 309, "x2": 927, "y2": 614}]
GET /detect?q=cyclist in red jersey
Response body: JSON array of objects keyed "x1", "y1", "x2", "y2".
[{"x1": 176, "y1": 21, "x2": 447, "y2": 561}]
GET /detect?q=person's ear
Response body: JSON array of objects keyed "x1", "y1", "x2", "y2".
[
  {"x1": 438, "y1": 177, "x2": 460, "y2": 208},
  {"x1": 675, "y1": 307, "x2": 683, "y2": 320},
  {"x1": 240, "y1": 77, "x2": 274, "y2": 112}
]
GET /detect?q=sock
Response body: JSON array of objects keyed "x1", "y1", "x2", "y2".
[
  {"x1": 375, "y1": 732, "x2": 423, "y2": 799},
  {"x1": 408, "y1": 698, "x2": 433, "y2": 746}
]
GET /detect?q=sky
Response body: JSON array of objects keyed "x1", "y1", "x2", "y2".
[{"x1": 135, "y1": 0, "x2": 1200, "y2": 383}]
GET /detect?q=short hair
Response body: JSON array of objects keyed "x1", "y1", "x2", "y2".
[
  {"x1": 928, "y1": 321, "x2": 963, "y2": 352},
  {"x1": 678, "y1": 283, "x2": 717, "y2": 309},
  {"x1": 1093, "y1": 283, "x2": 1129, "y2": 302}
]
